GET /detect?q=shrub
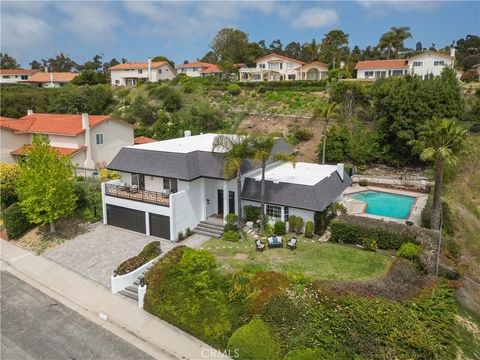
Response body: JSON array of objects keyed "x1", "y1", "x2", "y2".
[
  {"x1": 292, "y1": 128, "x2": 313, "y2": 142},
  {"x1": 224, "y1": 223, "x2": 238, "y2": 232},
  {"x1": 273, "y1": 220, "x2": 286, "y2": 235},
  {"x1": 227, "y1": 319, "x2": 283, "y2": 360},
  {"x1": 283, "y1": 348, "x2": 334, "y2": 360},
  {"x1": 116, "y1": 241, "x2": 161, "y2": 275},
  {"x1": 358, "y1": 179, "x2": 368, "y2": 187},
  {"x1": 227, "y1": 83, "x2": 241, "y2": 96},
  {"x1": 138, "y1": 241, "x2": 161, "y2": 259},
  {"x1": 397, "y1": 243, "x2": 420, "y2": 260},
  {"x1": 304, "y1": 221, "x2": 314, "y2": 238},
  {"x1": 186, "y1": 227, "x2": 192, "y2": 237},
  {"x1": 287, "y1": 215, "x2": 297, "y2": 232},
  {"x1": 244, "y1": 205, "x2": 260, "y2": 222},
  {"x1": 99, "y1": 169, "x2": 120, "y2": 182},
  {"x1": 3, "y1": 203, "x2": 32, "y2": 239},
  {"x1": 178, "y1": 232, "x2": 184, "y2": 241},
  {"x1": 222, "y1": 230, "x2": 241, "y2": 242},
  {"x1": 0, "y1": 163, "x2": 20, "y2": 208},
  {"x1": 295, "y1": 217, "x2": 304, "y2": 234},
  {"x1": 361, "y1": 237, "x2": 377, "y2": 251},
  {"x1": 225, "y1": 213, "x2": 238, "y2": 224}
]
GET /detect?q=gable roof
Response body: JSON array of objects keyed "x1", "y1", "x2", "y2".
[
  {"x1": 407, "y1": 51, "x2": 451, "y2": 60},
  {"x1": 108, "y1": 136, "x2": 292, "y2": 181},
  {"x1": 176, "y1": 61, "x2": 213, "y2": 69},
  {"x1": 1, "y1": 113, "x2": 133, "y2": 136},
  {"x1": 254, "y1": 53, "x2": 305, "y2": 65},
  {"x1": 355, "y1": 59, "x2": 408, "y2": 70},
  {"x1": 23, "y1": 72, "x2": 78, "y2": 83},
  {"x1": 11, "y1": 145, "x2": 86, "y2": 157},
  {"x1": 109, "y1": 61, "x2": 168, "y2": 70},
  {"x1": 134, "y1": 136, "x2": 157, "y2": 144},
  {"x1": 0, "y1": 69, "x2": 39, "y2": 75},
  {"x1": 200, "y1": 64, "x2": 223, "y2": 74},
  {"x1": 242, "y1": 167, "x2": 352, "y2": 212}
]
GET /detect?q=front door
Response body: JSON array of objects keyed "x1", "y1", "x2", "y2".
[
  {"x1": 229, "y1": 191, "x2": 235, "y2": 214},
  {"x1": 217, "y1": 190, "x2": 224, "y2": 214}
]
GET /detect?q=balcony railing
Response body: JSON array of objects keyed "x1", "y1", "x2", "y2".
[{"x1": 105, "y1": 183, "x2": 170, "y2": 207}]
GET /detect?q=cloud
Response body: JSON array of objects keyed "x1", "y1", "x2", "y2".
[
  {"x1": 291, "y1": 7, "x2": 339, "y2": 28},
  {"x1": 356, "y1": 0, "x2": 442, "y2": 14}
]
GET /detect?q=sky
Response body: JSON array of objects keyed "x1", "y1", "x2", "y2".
[{"x1": 1, "y1": 1, "x2": 479, "y2": 68}]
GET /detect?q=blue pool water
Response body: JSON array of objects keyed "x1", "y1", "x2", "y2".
[{"x1": 349, "y1": 191, "x2": 416, "y2": 219}]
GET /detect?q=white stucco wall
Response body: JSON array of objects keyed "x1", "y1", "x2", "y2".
[
  {"x1": 177, "y1": 67, "x2": 203, "y2": 77},
  {"x1": 0, "y1": 129, "x2": 30, "y2": 163},
  {"x1": 356, "y1": 68, "x2": 407, "y2": 79},
  {"x1": 0, "y1": 74, "x2": 33, "y2": 84},
  {"x1": 48, "y1": 134, "x2": 83, "y2": 148},
  {"x1": 111, "y1": 64, "x2": 176, "y2": 86},
  {"x1": 408, "y1": 53, "x2": 453, "y2": 78}
]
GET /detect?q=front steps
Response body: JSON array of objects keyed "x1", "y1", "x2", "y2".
[
  {"x1": 193, "y1": 219, "x2": 224, "y2": 238},
  {"x1": 117, "y1": 259, "x2": 158, "y2": 301}
]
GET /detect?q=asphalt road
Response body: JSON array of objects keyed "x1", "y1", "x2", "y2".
[{"x1": 1, "y1": 271, "x2": 155, "y2": 360}]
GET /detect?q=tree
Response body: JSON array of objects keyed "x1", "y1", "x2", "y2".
[
  {"x1": 152, "y1": 55, "x2": 175, "y2": 69},
  {"x1": 0, "y1": 163, "x2": 20, "y2": 208},
  {"x1": 416, "y1": 42, "x2": 423, "y2": 52},
  {"x1": 284, "y1": 42, "x2": 301, "y2": 59},
  {"x1": 71, "y1": 70, "x2": 107, "y2": 85},
  {"x1": 376, "y1": 31, "x2": 396, "y2": 59},
  {"x1": 212, "y1": 135, "x2": 253, "y2": 228},
  {"x1": 0, "y1": 53, "x2": 20, "y2": 69},
  {"x1": 210, "y1": 28, "x2": 249, "y2": 63},
  {"x1": 269, "y1": 39, "x2": 283, "y2": 54},
  {"x1": 410, "y1": 118, "x2": 468, "y2": 229},
  {"x1": 102, "y1": 58, "x2": 120, "y2": 74},
  {"x1": 250, "y1": 135, "x2": 295, "y2": 232},
  {"x1": 29, "y1": 60, "x2": 43, "y2": 69},
  {"x1": 200, "y1": 51, "x2": 218, "y2": 64},
  {"x1": 301, "y1": 39, "x2": 321, "y2": 62},
  {"x1": 455, "y1": 35, "x2": 480, "y2": 70},
  {"x1": 377, "y1": 27, "x2": 412, "y2": 59},
  {"x1": 46, "y1": 53, "x2": 77, "y2": 72},
  {"x1": 390, "y1": 26, "x2": 412, "y2": 56},
  {"x1": 77, "y1": 54, "x2": 103, "y2": 72},
  {"x1": 320, "y1": 30, "x2": 349, "y2": 68},
  {"x1": 16, "y1": 135, "x2": 77, "y2": 233},
  {"x1": 314, "y1": 102, "x2": 341, "y2": 164}
]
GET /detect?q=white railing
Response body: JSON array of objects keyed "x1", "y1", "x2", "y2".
[{"x1": 110, "y1": 255, "x2": 161, "y2": 294}]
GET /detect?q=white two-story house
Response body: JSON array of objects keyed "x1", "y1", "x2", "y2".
[
  {"x1": 239, "y1": 54, "x2": 329, "y2": 82},
  {"x1": 0, "y1": 111, "x2": 134, "y2": 175},
  {"x1": 176, "y1": 61, "x2": 223, "y2": 77},
  {"x1": 0, "y1": 69, "x2": 40, "y2": 84},
  {"x1": 355, "y1": 51, "x2": 455, "y2": 80},
  {"x1": 109, "y1": 59, "x2": 176, "y2": 86},
  {"x1": 102, "y1": 133, "x2": 352, "y2": 241}
]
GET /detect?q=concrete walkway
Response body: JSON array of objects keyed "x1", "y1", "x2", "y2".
[{"x1": 1, "y1": 239, "x2": 227, "y2": 360}]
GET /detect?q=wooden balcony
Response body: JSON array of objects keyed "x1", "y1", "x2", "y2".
[{"x1": 105, "y1": 183, "x2": 170, "y2": 207}]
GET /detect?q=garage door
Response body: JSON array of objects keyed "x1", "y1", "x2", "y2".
[
  {"x1": 107, "y1": 205, "x2": 146, "y2": 234},
  {"x1": 149, "y1": 213, "x2": 170, "y2": 240}
]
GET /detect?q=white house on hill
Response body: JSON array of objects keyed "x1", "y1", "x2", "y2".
[
  {"x1": 0, "y1": 69, "x2": 40, "y2": 84},
  {"x1": 109, "y1": 59, "x2": 176, "y2": 86}
]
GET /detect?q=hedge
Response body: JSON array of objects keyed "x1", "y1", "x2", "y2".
[
  {"x1": 397, "y1": 243, "x2": 420, "y2": 260},
  {"x1": 115, "y1": 241, "x2": 161, "y2": 275},
  {"x1": 3, "y1": 203, "x2": 32, "y2": 239},
  {"x1": 227, "y1": 319, "x2": 283, "y2": 360}
]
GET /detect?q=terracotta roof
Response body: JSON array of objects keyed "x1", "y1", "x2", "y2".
[
  {"x1": 254, "y1": 53, "x2": 305, "y2": 65},
  {"x1": 355, "y1": 59, "x2": 408, "y2": 70},
  {"x1": 134, "y1": 136, "x2": 157, "y2": 144},
  {"x1": 109, "y1": 61, "x2": 168, "y2": 70},
  {"x1": 11, "y1": 145, "x2": 86, "y2": 157},
  {"x1": 0, "y1": 69, "x2": 39, "y2": 75},
  {"x1": 176, "y1": 61, "x2": 213, "y2": 69},
  {"x1": 24, "y1": 72, "x2": 78, "y2": 83},
  {"x1": 407, "y1": 51, "x2": 451, "y2": 60},
  {"x1": 200, "y1": 64, "x2": 223, "y2": 74}
]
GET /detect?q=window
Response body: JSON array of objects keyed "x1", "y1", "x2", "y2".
[
  {"x1": 158, "y1": 69, "x2": 162, "y2": 73},
  {"x1": 286, "y1": 62, "x2": 293, "y2": 69},
  {"x1": 258, "y1": 63, "x2": 266, "y2": 69},
  {"x1": 375, "y1": 71, "x2": 386, "y2": 78},
  {"x1": 288, "y1": 74, "x2": 296, "y2": 80},
  {"x1": 268, "y1": 62, "x2": 280, "y2": 70},
  {"x1": 163, "y1": 177, "x2": 178, "y2": 193},
  {"x1": 115, "y1": 80, "x2": 120, "y2": 85},
  {"x1": 266, "y1": 204, "x2": 282, "y2": 221},
  {"x1": 132, "y1": 174, "x2": 145, "y2": 190},
  {"x1": 413, "y1": 61, "x2": 423, "y2": 67},
  {"x1": 283, "y1": 207, "x2": 289, "y2": 222},
  {"x1": 2, "y1": 75, "x2": 10, "y2": 79},
  {"x1": 434, "y1": 60, "x2": 444, "y2": 66},
  {"x1": 392, "y1": 70, "x2": 404, "y2": 76},
  {"x1": 253, "y1": 74, "x2": 261, "y2": 80},
  {"x1": 21, "y1": 75, "x2": 28, "y2": 80},
  {"x1": 96, "y1": 133, "x2": 104, "y2": 145},
  {"x1": 364, "y1": 71, "x2": 374, "y2": 78},
  {"x1": 138, "y1": 69, "x2": 143, "y2": 74}
]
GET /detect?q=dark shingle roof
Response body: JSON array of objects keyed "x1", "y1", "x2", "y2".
[
  {"x1": 241, "y1": 170, "x2": 352, "y2": 212},
  {"x1": 108, "y1": 138, "x2": 292, "y2": 181}
]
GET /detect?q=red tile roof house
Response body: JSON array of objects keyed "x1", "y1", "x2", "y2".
[
  {"x1": 21, "y1": 71, "x2": 79, "y2": 88},
  {"x1": 0, "y1": 111, "x2": 134, "y2": 175},
  {"x1": 109, "y1": 58, "x2": 176, "y2": 86},
  {"x1": 0, "y1": 69, "x2": 40, "y2": 84},
  {"x1": 176, "y1": 61, "x2": 224, "y2": 77},
  {"x1": 238, "y1": 53, "x2": 328, "y2": 81}
]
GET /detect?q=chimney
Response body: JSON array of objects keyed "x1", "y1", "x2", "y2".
[
  {"x1": 184, "y1": 130, "x2": 191, "y2": 137},
  {"x1": 27, "y1": 109, "x2": 34, "y2": 116},
  {"x1": 82, "y1": 113, "x2": 95, "y2": 170},
  {"x1": 50, "y1": 72, "x2": 54, "y2": 83},
  {"x1": 337, "y1": 163, "x2": 345, "y2": 181},
  {"x1": 44, "y1": 66, "x2": 48, "y2": 73},
  {"x1": 147, "y1": 57, "x2": 152, "y2": 81}
]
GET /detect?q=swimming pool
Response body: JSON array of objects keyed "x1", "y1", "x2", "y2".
[{"x1": 349, "y1": 190, "x2": 416, "y2": 219}]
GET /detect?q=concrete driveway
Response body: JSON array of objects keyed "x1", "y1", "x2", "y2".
[{"x1": 44, "y1": 224, "x2": 176, "y2": 288}]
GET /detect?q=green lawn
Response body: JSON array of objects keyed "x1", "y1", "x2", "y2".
[{"x1": 200, "y1": 237, "x2": 393, "y2": 281}]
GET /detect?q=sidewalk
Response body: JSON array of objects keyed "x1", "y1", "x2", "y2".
[{"x1": 0, "y1": 239, "x2": 227, "y2": 360}]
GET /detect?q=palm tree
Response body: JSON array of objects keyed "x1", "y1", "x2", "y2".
[
  {"x1": 314, "y1": 102, "x2": 341, "y2": 164},
  {"x1": 410, "y1": 118, "x2": 468, "y2": 230},
  {"x1": 250, "y1": 134, "x2": 296, "y2": 232},
  {"x1": 376, "y1": 31, "x2": 396, "y2": 59},
  {"x1": 212, "y1": 135, "x2": 253, "y2": 227},
  {"x1": 377, "y1": 27, "x2": 412, "y2": 59}
]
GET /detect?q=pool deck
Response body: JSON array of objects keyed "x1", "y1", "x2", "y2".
[{"x1": 342, "y1": 186, "x2": 428, "y2": 226}]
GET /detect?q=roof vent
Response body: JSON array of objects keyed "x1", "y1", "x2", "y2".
[
  {"x1": 337, "y1": 163, "x2": 345, "y2": 181},
  {"x1": 184, "y1": 130, "x2": 191, "y2": 137}
]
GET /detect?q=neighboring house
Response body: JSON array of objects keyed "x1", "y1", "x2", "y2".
[
  {"x1": 109, "y1": 59, "x2": 176, "y2": 86},
  {"x1": 134, "y1": 136, "x2": 157, "y2": 144},
  {"x1": 355, "y1": 51, "x2": 455, "y2": 80},
  {"x1": 239, "y1": 53, "x2": 329, "y2": 82},
  {"x1": 0, "y1": 111, "x2": 134, "y2": 175},
  {"x1": 102, "y1": 133, "x2": 351, "y2": 241},
  {"x1": 176, "y1": 61, "x2": 223, "y2": 77},
  {"x1": 22, "y1": 72, "x2": 78, "y2": 87},
  {"x1": 0, "y1": 69, "x2": 40, "y2": 84}
]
